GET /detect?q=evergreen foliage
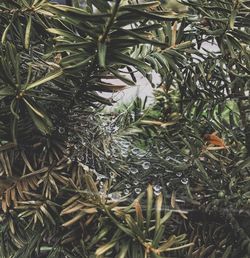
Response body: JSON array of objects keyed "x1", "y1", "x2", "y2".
[{"x1": 0, "y1": 0, "x2": 249, "y2": 257}]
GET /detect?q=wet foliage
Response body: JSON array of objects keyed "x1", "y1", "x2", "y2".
[{"x1": 0, "y1": 0, "x2": 249, "y2": 257}]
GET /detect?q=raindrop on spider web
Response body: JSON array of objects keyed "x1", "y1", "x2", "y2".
[
  {"x1": 142, "y1": 161, "x2": 150, "y2": 170},
  {"x1": 133, "y1": 180, "x2": 139, "y2": 186},
  {"x1": 154, "y1": 190, "x2": 161, "y2": 196},
  {"x1": 181, "y1": 178, "x2": 189, "y2": 185},
  {"x1": 108, "y1": 192, "x2": 122, "y2": 201},
  {"x1": 121, "y1": 151, "x2": 129, "y2": 158},
  {"x1": 130, "y1": 168, "x2": 138, "y2": 175},
  {"x1": 124, "y1": 189, "x2": 130, "y2": 195},
  {"x1": 131, "y1": 148, "x2": 141, "y2": 155},
  {"x1": 153, "y1": 184, "x2": 162, "y2": 191},
  {"x1": 134, "y1": 188, "x2": 141, "y2": 194},
  {"x1": 125, "y1": 184, "x2": 131, "y2": 189},
  {"x1": 137, "y1": 151, "x2": 146, "y2": 158},
  {"x1": 120, "y1": 140, "x2": 130, "y2": 148},
  {"x1": 176, "y1": 172, "x2": 182, "y2": 177}
]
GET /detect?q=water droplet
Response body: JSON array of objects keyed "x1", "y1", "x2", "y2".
[
  {"x1": 121, "y1": 141, "x2": 130, "y2": 148},
  {"x1": 130, "y1": 168, "x2": 138, "y2": 175},
  {"x1": 121, "y1": 145, "x2": 128, "y2": 152},
  {"x1": 106, "y1": 150, "x2": 111, "y2": 157},
  {"x1": 125, "y1": 184, "x2": 131, "y2": 189},
  {"x1": 121, "y1": 151, "x2": 128, "y2": 158},
  {"x1": 153, "y1": 185, "x2": 162, "y2": 191},
  {"x1": 142, "y1": 161, "x2": 150, "y2": 170},
  {"x1": 133, "y1": 180, "x2": 139, "y2": 186},
  {"x1": 176, "y1": 172, "x2": 182, "y2": 177},
  {"x1": 108, "y1": 192, "x2": 121, "y2": 201},
  {"x1": 165, "y1": 156, "x2": 171, "y2": 161},
  {"x1": 131, "y1": 148, "x2": 141, "y2": 155},
  {"x1": 154, "y1": 190, "x2": 161, "y2": 196},
  {"x1": 134, "y1": 188, "x2": 141, "y2": 194},
  {"x1": 96, "y1": 173, "x2": 108, "y2": 181},
  {"x1": 137, "y1": 151, "x2": 146, "y2": 158},
  {"x1": 124, "y1": 189, "x2": 130, "y2": 195},
  {"x1": 181, "y1": 178, "x2": 189, "y2": 185}
]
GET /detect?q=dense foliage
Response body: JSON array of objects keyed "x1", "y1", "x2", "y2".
[{"x1": 0, "y1": 0, "x2": 249, "y2": 257}]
